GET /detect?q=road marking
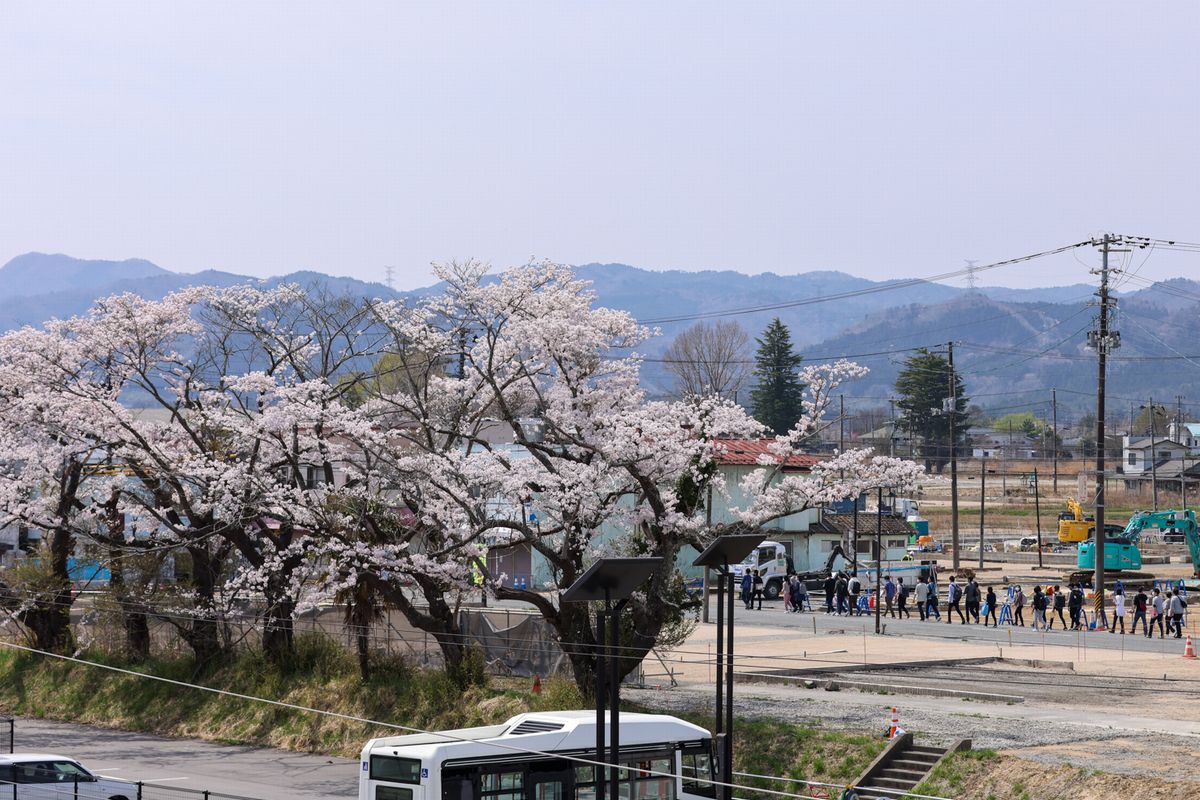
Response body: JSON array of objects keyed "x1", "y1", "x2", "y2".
[{"x1": 136, "y1": 777, "x2": 191, "y2": 782}]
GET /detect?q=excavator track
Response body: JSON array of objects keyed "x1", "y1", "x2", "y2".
[{"x1": 1062, "y1": 569, "x2": 1158, "y2": 588}]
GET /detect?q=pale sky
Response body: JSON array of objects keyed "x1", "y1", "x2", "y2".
[{"x1": 2, "y1": 2, "x2": 1198, "y2": 290}]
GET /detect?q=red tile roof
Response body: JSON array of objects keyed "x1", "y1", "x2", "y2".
[{"x1": 714, "y1": 439, "x2": 819, "y2": 469}]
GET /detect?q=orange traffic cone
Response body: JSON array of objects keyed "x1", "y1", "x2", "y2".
[
  {"x1": 1185, "y1": 635, "x2": 1197, "y2": 660},
  {"x1": 889, "y1": 707, "x2": 899, "y2": 738},
  {"x1": 532, "y1": 674, "x2": 543, "y2": 694}
]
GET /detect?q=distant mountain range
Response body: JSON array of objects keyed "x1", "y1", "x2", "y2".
[{"x1": 3, "y1": 252, "x2": 1199, "y2": 419}]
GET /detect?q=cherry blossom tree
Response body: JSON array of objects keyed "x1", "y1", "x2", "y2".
[
  {"x1": 0, "y1": 286, "x2": 383, "y2": 662},
  {"x1": 0, "y1": 261, "x2": 927, "y2": 690},
  {"x1": 309, "y1": 261, "x2": 926, "y2": 691}
]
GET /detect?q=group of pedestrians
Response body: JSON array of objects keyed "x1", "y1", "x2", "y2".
[
  {"x1": 740, "y1": 569, "x2": 765, "y2": 610},
  {"x1": 741, "y1": 567, "x2": 1191, "y2": 639},
  {"x1": 870, "y1": 575, "x2": 1190, "y2": 638},
  {"x1": 1109, "y1": 584, "x2": 1188, "y2": 638},
  {"x1": 821, "y1": 571, "x2": 868, "y2": 615}
]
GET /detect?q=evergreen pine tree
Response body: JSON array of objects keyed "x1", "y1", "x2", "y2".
[
  {"x1": 894, "y1": 348, "x2": 969, "y2": 473},
  {"x1": 750, "y1": 318, "x2": 804, "y2": 434}
]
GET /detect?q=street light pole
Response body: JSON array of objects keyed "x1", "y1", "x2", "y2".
[
  {"x1": 692, "y1": 535, "x2": 763, "y2": 800},
  {"x1": 563, "y1": 558, "x2": 664, "y2": 800}
]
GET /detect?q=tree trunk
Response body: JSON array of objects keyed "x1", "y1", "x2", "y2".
[
  {"x1": 107, "y1": 547, "x2": 150, "y2": 662},
  {"x1": 355, "y1": 623, "x2": 371, "y2": 682},
  {"x1": 22, "y1": 528, "x2": 77, "y2": 654},
  {"x1": 262, "y1": 598, "x2": 296, "y2": 661},
  {"x1": 177, "y1": 544, "x2": 225, "y2": 666},
  {"x1": 380, "y1": 575, "x2": 472, "y2": 684}
]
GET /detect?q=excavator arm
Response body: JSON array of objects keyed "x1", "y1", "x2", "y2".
[
  {"x1": 824, "y1": 543, "x2": 849, "y2": 574},
  {"x1": 1184, "y1": 520, "x2": 1200, "y2": 578},
  {"x1": 1067, "y1": 497, "x2": 1084, "y2": 521}
]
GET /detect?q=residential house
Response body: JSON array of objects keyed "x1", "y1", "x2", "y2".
[
  {"x1": 1121, "y1": 430, "x2": 1200, "y2": 495},
  {"x1": 968, "y1": 427, "x2": 1039, "y2": 460},
  {"x1": 858, "y1": 421, "x2": 913, "y2": 457}
]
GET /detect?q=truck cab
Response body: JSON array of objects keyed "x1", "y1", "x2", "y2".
[{"x1": 729, "y1": 541, "x2": 794, "y2": 600}]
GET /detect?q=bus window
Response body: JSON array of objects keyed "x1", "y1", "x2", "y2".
[
  {"x1": 371, "y1": 756, "x2": 422, "y2": 785},
  {"x1": 377, "y1": 788, "x2": 414, "y2": 800},
  {"x1": 574, "y1": 765, "x2": 595, "y2": 800},
  {"x1": 481, "y1": 769, "x2": 523, "y2": 800},
  {"x1": 529, "y1": 766, "x2": 568, "y2": 800},
  {"x1": 680, "y1": 746, "x2": 715, "y2": 799},
  {"x1": 616, "y1": 757, "x2": 675, "y2": 800},
  {"x1": 442, "y1": 775, "x2": 472, "y2": 800}
]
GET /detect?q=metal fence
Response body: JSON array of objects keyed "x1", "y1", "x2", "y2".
[
  {"x1": 0, "y1": 592, "x2": 570, "y2": 677},
  {"x1": 0, "y1": 777, "x2": 265, "y2": 800}
]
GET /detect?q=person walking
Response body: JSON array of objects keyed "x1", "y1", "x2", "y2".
[
  {"x1": 1170, "y1": 590, "x2": 1186, "y2": 638},
  {"x1": 1110, "y1": 589, "x2": 1127, "y2": 634},
  {"x1": 823, "y1": 574, "x2": 836, "y2": 614},
  {"x1": 1069, "y1": 583, "x2": 1084, "y2": 630},
  {"x1": 896, "y1": 577, "x2": 910, "y2": 619},
  {"x1": 983, "y1": 585, "x2": 998, "y2": 627},
  {"x1": 849, "y1": 572, "x2": 863, "y2": 616},
  {"x1": 884, "y1": 575, "x2": 897, "y2": 618},
  {"x1": 783, "y1": 574, "x2": 794, "y2": 613},
  {"x1": 1150, "y1": 588, "x2": 1166, "y2": 638},
  {"x1": 1031, "y1": 586, "x2": 1047, "y2": 631},
  {"x1": 741, "y1": 569, "x2": 754, "y2": 610},
  {"x1": 915, "y1": 577, "x2": 929, "y2": 621},
  {"x1": 964, "y1": 577, "x2": 981, "y2": 624},
  {"x1": 794, "y1": 576, "x2": 809, "y2": 612},
  {"x1": 835, "y1": 573, "x2": 850, "y2": 616},
  {"x1": 1165, "y1": 591, "x2": 1177, "y2": 637},
  {"x1": 752, "y1": 569, "x2": 765, "y2": 610},
  {"x1": 1013, "y1": 584, "x2": 1026, "y2": 627},
  {"x1": 926, "y1": 580, "x2": 941, "y2": 621},
  {"x1": 1052, "y1": 585, "x2": 1068, "y2": 630},
  {"x1": 1131, "y1": 586, "x2": 1149, "y2": 636},
  {"x1": 946, "y1": 576, "x2": 966, "y2": 624}
]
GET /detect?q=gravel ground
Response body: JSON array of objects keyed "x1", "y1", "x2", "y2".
[
  {"x1": 626, "y1": 684, "x2": 1200, "y2": 782},
  {"x1": 626, "y1": 684, "x2": 1120, "y2": 749}
]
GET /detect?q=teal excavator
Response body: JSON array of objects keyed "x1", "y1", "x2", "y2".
[{"x1": 1077, "y1": 509, "x2": 1199, "y2": 580}]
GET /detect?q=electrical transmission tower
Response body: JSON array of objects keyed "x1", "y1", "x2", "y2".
[
  {"x1": 384, "y1": 266, "x2": 396, "y2": 290},
  {"x1": 964, "y1": 260, "x2": 980, "y2": 292}
]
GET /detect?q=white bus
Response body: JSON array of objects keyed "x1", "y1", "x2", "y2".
[{"x1": 359, "y1": 711, "x2": 715, "y2": 800}]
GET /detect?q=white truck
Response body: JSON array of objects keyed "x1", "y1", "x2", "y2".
[{"x1": 729, "y1": 540, "x2": 850, "y2": 600}]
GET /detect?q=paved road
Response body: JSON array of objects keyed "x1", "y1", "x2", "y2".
[{"x1": 10, "y1": 717, "x2": 358, "y2": 800}]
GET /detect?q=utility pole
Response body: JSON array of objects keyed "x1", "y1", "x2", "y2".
[
  {"x1": 1034, "y1": 468, "x2": 1043, "y2": 570},
  {"x1": 978, "y1": 459, "x2": 986, "y2": 571},
  {"x1": 1051, "y1": 389, "x2": 1058, "y2": 493},
  {"x1": 948, "y1": 341, "x2": 960, "y2": 571},
  {"x1": 1089, "y1": 233, "x2": 1122, "y2": 619},
  {"x1": 875, "y1": 487, "x2": 883, "y2": 635},
  {"x1": 839, "y1": 394, "x2": 845, "y2": 453},
  {"x1": 1149, "y1": 396, "x2": 1159, "y2": 511},
  {"x1": 889, "y1": 398, "x2": 896, "y2": 457}
]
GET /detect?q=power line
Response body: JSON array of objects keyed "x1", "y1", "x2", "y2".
[{"x1": 637, "y1": 242, "x2": 1092, "y2": 325}]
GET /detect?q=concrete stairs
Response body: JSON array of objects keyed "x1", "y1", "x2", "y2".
[{"x1": 853, "y1": 733, "x2": 970, "y2": 798}]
